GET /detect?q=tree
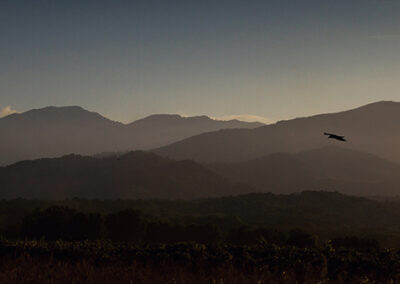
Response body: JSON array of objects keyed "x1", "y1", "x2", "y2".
[
  {"x1": 286, "y1": 229, "x2": 315, "y2": 247},
  {"x1": 105, "y1": 209, "x2": 145, "y2": 242}
]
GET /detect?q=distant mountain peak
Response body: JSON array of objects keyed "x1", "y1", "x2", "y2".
[
  {"x1": 364, "y1": 100, "x2": 398, "y2": 106},
  {"x1": 25, "y1": 105, "x2": 86, "y2": 114},
  {"x1": 353, "y1": 100, "x2": 400, "y2": 111},
  {"x1": 129, "y1": 113, "x2": 264, "y2": 128},
  {"x1": 5, "y1": 105, "x2": 92, "y2": 118},
  {"x1": 136, "y1": 114, "x2": 187, "y2": 122},
  {"x1": 3, "y1": 105, "x2": 120, "y2": 124}
]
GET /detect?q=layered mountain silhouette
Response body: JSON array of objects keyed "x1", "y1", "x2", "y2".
[
  {"x1": 0, "y1": 151, "x2": 248, "y2": 199},
  {"x1": 155, "y1": 101, "x2": 400, "y2": 163},
  {"x1": 1, "y1": 146, "x2": 400, "y2": 199},
  {"x1": 209, "y1": 146, "x2": 400, "y2": 196},
  {"x1": 3, "y1": 101, "x2": 400, "y2": 199},
  {"x1": 0, "y1": 106, "x2": 262, "y2": 166}
]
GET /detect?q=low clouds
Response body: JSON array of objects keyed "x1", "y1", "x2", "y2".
[
  {"x1": 0, "y1": 106, "x2": 17, "y2": 118},
  {"x1": 214, "y1": 114, "x2": 273, "y2": 124}
]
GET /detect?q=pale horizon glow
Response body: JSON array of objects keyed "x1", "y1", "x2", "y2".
[
  {"x1": 212, "y1": 114, "x2": 273, "y2": 124},
  {"x1": 0, "y1": 106, "x2": 17, "y2": 118}
]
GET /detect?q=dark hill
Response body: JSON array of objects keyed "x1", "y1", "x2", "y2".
[
  {"x1": 0, "y1": 151, "x2": 248, "y2": 199},
  {"x1": 209, "y1": 146, "x2": 400, "y2": 196},
  {"x1": 155, "y1": 101, "x2": 400, "y2": 163}
]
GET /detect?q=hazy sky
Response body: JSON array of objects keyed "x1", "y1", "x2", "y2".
[{"x1": 1, "y1": 0, "x2": 399, "y2": 123}]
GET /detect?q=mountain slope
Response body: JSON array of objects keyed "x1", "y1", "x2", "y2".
[
  {"x1": 0, "y1": 106, "x2": 125, "y2": 165},
  {"x1": 0, "y1": 151, "x2": 248, "y2": 199},
  {"x1": 126, "y1": 114, "x2": 263, "y2": 150},
  {"x1": 209, "y1": 146, "x2": 400, "y2": 196},
  {"x1": 155, "y1": 101, "x2": 400, "y2": 163},
  {"x1": 0, "y1": 106, "x2": 263, "y2": 165}
]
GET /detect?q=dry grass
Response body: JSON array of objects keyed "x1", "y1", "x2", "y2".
[
  {"x1": 0, "y1": 255, "x2": 395, "y2": 284},
  {"x1": 0, "y1": 241, "x2": 398, "y2": 283}
]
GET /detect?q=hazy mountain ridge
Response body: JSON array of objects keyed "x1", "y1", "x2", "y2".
[
  {"x1": 2, "y1": 146, "x2": 400, "y2": 199},
  {"x1": 0, "y1": 106, "x2": 263, "y2": 166},
  {"x1": 155, "y1": 101, "x2": 400, "y2": 163},
  {"x1": 209, "y1": 146, "x2": 400, "y2": 196},
  {"x1": 126, "y1": 114, "x2": 263, "y2": 150},
  {"x1": 0, "y1": 151, "x2": 249, "y2": 199}
]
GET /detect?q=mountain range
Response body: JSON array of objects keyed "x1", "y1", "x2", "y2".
[
  {"x1": 0, "y1": 106, "x2": 262, "y2": 166},
  {"x1": 155, "y1": 101, "x2": 400, "y2": 164},
  {"x1": 2, "y1": 100, "x2": 400, "y2": 198}
]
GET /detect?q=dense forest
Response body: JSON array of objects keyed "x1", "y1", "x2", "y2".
[{"x1": 1, "y1": 191, "x2": 400, "y2": 246}]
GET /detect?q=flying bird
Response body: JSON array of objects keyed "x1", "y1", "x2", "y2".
[{"x1": 324, "y1": 132, "x2": 346, "y2": 142}]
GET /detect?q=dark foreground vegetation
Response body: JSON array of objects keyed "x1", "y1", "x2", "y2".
[
  {"x1": 1, "y1": 240, "x2": 400, "y2": 283},
  {"x1": 2, "y1": 191, "x2": 400, "y2": 282}
]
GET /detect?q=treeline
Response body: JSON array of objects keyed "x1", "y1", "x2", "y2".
[
  {"x1": 14, "y1": 206, "x2": 304, "y2": 246},
  {"x1": 2, "y1": 191, "x2": 400, "y2": 229},
  {"x1": 19, "y1": 206, "x2": 240, "y2": 243},
  {"x1": 1, "y1": 206, "x2": 380, "y2": 252},
  {"x1": 2, "y1": 191, "x2": 400, "y2": 246}
]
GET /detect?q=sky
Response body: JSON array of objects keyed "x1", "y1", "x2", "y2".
[{"x1": 1, "y1": 0, "x2": 399, "y2": 123}]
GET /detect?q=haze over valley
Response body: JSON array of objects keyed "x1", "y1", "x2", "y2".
[{"x1": 1, "y1": 101, "x2": 400, "y2": 198}]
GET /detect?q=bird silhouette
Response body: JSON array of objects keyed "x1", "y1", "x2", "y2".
[{"x1": 324, "y1": 132, "x2": 346, "y2": 142}]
